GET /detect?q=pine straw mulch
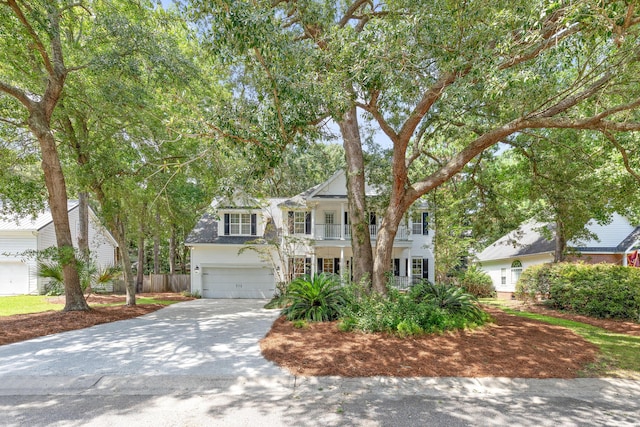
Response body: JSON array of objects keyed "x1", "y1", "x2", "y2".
[
  {"x1": 260, "y1": 304, "x2": 639, "y2": 379},
  {"x1": 0, "y1": 293, "x2": 193, "y2": 346}
]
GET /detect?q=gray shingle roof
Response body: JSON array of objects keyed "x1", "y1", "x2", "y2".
[
  {"x1": 477, "y1": 220, "x2": 640, "y2": 262},
  {"x1": 0, "y1": 200, "x2": 79, "y2": 232}
]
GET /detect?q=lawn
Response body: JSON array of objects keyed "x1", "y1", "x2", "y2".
[
  {"x1": 0, "y1": 294, "x2": 181, "y2": 317},
  {"x1": 484, "y1": 299, "x2": 640, "y2": 378}
]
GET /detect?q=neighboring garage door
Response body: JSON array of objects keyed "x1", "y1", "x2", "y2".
[
  {"x1": 202, "y1": 267, "x2": 274, "y2": 298},
  {"x1": 0, "y1": 262, "x2": 29, "y2": 295}
]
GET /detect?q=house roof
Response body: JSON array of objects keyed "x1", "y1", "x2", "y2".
[
  {"x1": 477, "y1": 216, "x2": 640, "y2": 262},
  {"x1": 186, "y1": 198, "x2": 287, "y2": 244},
  {"x1": 476, "y1": 220, "x2": 556, "y2": 261},
  {"x1": 0, "y1": 200, "x2": 80, "y2": 232}
]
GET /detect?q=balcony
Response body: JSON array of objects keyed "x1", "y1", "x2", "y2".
[{"x1": 314, "y1": 224, "x2": 411, "y2": 241}]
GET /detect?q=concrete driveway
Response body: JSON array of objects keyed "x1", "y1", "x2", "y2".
[
  {"x1": 0, "y1": 299, "x2": 284, "y2": 378},
  {"x1": 1, "y1": 299, "x2": 640, "y2": 426}
]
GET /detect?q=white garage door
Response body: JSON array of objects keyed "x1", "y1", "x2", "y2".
[
  {"x1": 0, "y1": 262, "x2": 30, "y2": 295},
  {"x1": 202, "y1": 267, "x2": 274, "y2": 298}
]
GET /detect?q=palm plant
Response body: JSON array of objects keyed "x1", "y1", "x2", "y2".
[
  {"x1": 281, "y1": 273, "x2": 346, "y2": 322},
  {"x1": 38, "y1": 258, "x2": 121, "y2": 296},
  {"x1": 412, "y1": 282, "x2": 485, "y2": 323}
]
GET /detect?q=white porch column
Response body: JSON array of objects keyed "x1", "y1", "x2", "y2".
[
  {"x1": 311, "y1": 208, "x2": 316, "y2": 238},
  {"x1": 340, "y1": 247, "x2": 345, "y2": 279},
  {"x1": 311, "y1": 253, "x2": 316, "y2": 277},
  {"x1": 340, "y1": 203, "x2": 345, "y2": 240},
  {"x1": 407, "y1": 248, "x2": 412, "y2": 282}
]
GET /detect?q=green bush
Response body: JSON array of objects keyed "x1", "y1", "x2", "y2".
[
  {"x1": 281, "y1": 273, "x2": 346, "y2": 322},
  {"x1": 516, "y1": 262, "x2": 640, "y2": 320},
  {"x1": 459, "y1": 265, "x2": 496, "y2": 298},
  {"x1": 515, "y1": 263, "x2": 557, "y2": 301},
  {"x1": 264, "y1": 282, "x2": 290, "y2": 309},
  {"x1": 339, "y1": 282, "x2": 489, "y2": 335}
]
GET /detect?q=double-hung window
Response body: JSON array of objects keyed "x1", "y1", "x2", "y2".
[
  {"x1": 288, "y1": 211, "x2": 311, "y2": 235},
  {"x1": 412, "y1": 212, "x2": 429, "y2": 235},
  {"x1": 224, "y1": 213, "x2": 257, "y2": 236}
]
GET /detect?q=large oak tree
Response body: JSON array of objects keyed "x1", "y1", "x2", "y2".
[{"x1": 188, "y1": 0, "x2": 640, "y2": 293}]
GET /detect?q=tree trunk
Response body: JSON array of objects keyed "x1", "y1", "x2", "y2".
[
  {"x1": 114, "y1": 217, "x2": 136, "y2": 305},
  {"x1": 136, "y1": 230, "x2": 145, "y2": 293},
  {"x1": 372, "y1": 206, "x2": 406, "y2": 295},
  {"x1": 169, "y1": 228, "x2": 176, "y2": 275},
  {"x1": 338, "y1": 107, "x2": 373, "y2": 288},
  {"x1": 78, "y1": 191, "x2": 90, "y2": 261},
  {"x1": 29, "y1": 113, "x2": 89, "y2": 311},
  {"x1": 554, "y1": 219, "x2": 566, "y2": 262},
  {"x1": 153, "y1": 211, "x2": 160, "y2": 274}
]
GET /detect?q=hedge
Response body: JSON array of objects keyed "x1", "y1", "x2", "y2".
[{"x1": 516, "y1": 262, "x2": 640, "y2": 321}]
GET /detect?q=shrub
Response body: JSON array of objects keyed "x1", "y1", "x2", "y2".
[
  {"x1": 458, "y1": 265, "x2": 496, "y2": 298},
  {"x1": 264, "y1": 282, "x2": 290, "y2": 309},
  {"x1": 517, "y1": 262, "x2": 640, "y2": 320},
  {"x1": 339, "y1": 281, "x2": 489, "y2": 335},
  {"x1": 515, "y1": 263, "x2": 557, "y2": 301},
  {"x1": 281, "y1": 273, "x2": 346, "y2": 322}
]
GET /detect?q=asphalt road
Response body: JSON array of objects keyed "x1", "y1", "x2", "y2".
[{"x1": 0, "y1": 299, "x2": 639, "y2": 426}]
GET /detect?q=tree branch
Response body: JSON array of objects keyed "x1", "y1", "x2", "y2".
[
  {"x1": 0, "y1": 80, "x2": 34, "y2": 110},
  {"x1": 7, "y1": 0, "x2": 54, "y2": 75},
  {"x1": 604, "y1": 131, "x2": 640, "y2": 183}
]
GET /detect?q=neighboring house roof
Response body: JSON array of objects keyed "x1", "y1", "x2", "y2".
[
  {"x1": 477, "y1": 215, "x2": 640, "y2": 262},
  {"x1": 476, "y1": 220, "x2": 556, "y2": 262},
  {"x1": 0, "y1": 200, "x2": 80, "y2": 232}
]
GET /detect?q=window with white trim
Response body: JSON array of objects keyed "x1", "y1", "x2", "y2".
[
  {"x1": 230, "y1": 213, "x2": 252, "y2": 235},
  {"x1": 501, "y1": 268, "x2": 507, "y2": 285},
  {"x1": 412, "y1": 258, "x2": 423, "y2": 278},
  {"x1": 224, "y1": 213, "x2": 256, "y2": 236},
  {"x1": 511, "y1": 260, "x2": 523, "y2": 284}
]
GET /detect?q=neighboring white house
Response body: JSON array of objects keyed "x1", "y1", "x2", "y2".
[
  {"x1": 476, "y1": 213, "x2": 640, "y2": 298},
  {"x1": 0, "y1": 201, "x2": 119, "y2": 295},
  {"x1": 186, "y1": 170, "x2": 434, "y2": 298}
]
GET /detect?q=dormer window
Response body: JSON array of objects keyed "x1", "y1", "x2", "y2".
[{"x1": 223, "y1": 213, "x2": 257, "y2": 236}]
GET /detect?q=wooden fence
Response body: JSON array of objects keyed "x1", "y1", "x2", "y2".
[
  {"x1": 112, "y1": 274, "x2": 190, "y2": 294},
  {"x1": 143, "y1": 274, "x2": 190, "y2": 293}
]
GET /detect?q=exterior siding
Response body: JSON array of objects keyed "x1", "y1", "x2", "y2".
[
  {"x1": 479, "y1": 254, "x2": 553, "y2": 296},
  {"x1": 0, "y1": 233, "x2": 38, "y2": 294},
  {"x1": 189, "y1": 244, "x2": 275, "y2": 295}
]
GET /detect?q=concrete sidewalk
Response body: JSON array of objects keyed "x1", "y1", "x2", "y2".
[{"x1": 0, "y1": 299, "x2": 639, "y2": 426}]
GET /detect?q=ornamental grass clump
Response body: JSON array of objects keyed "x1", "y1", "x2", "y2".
[{"x1": 281, "y1": 273, "x2": 347, "y2": 322}]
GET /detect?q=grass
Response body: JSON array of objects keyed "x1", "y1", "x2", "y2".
[
  {"x1": 0, "y1": 295, "x2": 181, "y2": 316},
  {"x1": 0, "y1": 295, "x2": 63, "y2": 316},
  {"x1": 484, "y1": 299, "x2": 640, "y2": 378}
]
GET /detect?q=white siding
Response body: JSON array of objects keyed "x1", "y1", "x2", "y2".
[
  {"x1": 190, "y1": 244, "x2": 275, "y2": 296},
  {"x1": 0, "y1": 233, "x2": 38, "y2": 294},
  {"x1": 479, "y1": 254, "x2": 553, "y2": 293}
]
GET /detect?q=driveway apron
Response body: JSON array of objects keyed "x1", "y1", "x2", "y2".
[{"x1": 0, "y1": 299, "x2": 285, "y2": 377}]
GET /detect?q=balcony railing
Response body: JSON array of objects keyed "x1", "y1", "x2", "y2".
[
  {"x1": 388, "y1": 276, "x2": 424, "y2": 291},
  {"x1": 315, "y1": 224, "x2": 411, "y2": 241}
]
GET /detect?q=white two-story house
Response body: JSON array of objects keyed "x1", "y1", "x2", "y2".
[{"x1": 186, "y1": 170, "x2": 434, "y2": 298}]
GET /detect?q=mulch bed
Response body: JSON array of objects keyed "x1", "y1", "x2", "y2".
[{"x1": 260, "y1": 307, "x2": 600, "y2": 378}]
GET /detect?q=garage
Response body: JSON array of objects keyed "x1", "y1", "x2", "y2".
[
  {"x1": 0, "y1": 262, "x2": 30, "y2": 295},
  {"x1": 201, "y1": 267, "x2": 275, "y2": 298}
]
